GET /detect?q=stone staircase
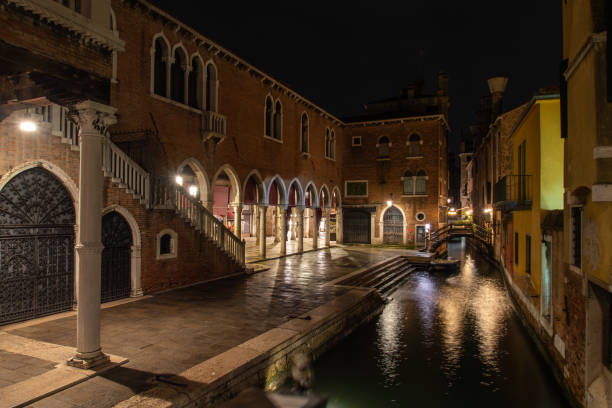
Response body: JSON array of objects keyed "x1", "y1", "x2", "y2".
[
  {"x1": 336, "y1": 256, "x2": 417, "y2": 295},
  {"x1": 50, "y1": 105, "x2": 245, "y2": 268}
]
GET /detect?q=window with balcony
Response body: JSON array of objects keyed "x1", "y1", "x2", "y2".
[
  {"x1": 188, "y1": 56, "x2": 203, "y2": 109},
  {"x1": 153, "y1": 37, "x2": 169, "y2": 97},
  {"x1": 402, "y1": 170, "x2": 427, "y2": 195},
  {"x1": 171, "y1": 47, "x2": 187, "y2": 103},
  {"x1": 325, "y1": 128, "x2": 330, "y2": 158},
  {"x1": 205, "y1": 63, "x2": 218, "y2": 112}
]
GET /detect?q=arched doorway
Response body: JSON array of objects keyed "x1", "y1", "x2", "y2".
[
  {"x1": 383, "y1": 206, "x2": 404, "y2": 244},
  {"x1": 0, "y1": 167, "x2": 75, "y2": 324},
  {"x1": 101, "y1": 211, "x2": 132, "y2": 302}
]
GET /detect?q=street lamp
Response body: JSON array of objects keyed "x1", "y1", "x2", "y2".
[
  {"x1": 188, "y1": 185, "x2": 198, "y2": 197},
  {"x1": 175, "y1": 175, "x2": 183, "y2": 185},
  {"x1": 19, "y1": 110, "x2": 37, "y2": 132}
]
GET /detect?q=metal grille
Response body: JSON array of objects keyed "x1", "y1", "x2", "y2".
[
  {"x1": 383, "y1": 207, "x2": 403, "y2": 244},
  {"x1": 101, "y1": 211, "x2": 132, "y2": 303},
  {"x1": 343, "y1": 210, "x2": 370, "y2": 244},
  {"x1": 0, "y1": 168, "x2": 75, "y2": 325}
]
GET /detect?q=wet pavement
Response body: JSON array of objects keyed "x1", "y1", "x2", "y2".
[{"x1": 1, "y1": 245, "x2": 409, "y2": 408}]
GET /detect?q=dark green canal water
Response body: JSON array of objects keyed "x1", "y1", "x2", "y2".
[{"x1": 311, "y1": 238, "x2": 570, "y2": 407}]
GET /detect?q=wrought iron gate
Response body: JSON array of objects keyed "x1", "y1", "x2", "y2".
[
  {"x1": 101, "y1": 212, "x2": 132, "y2": 302},
  {"x1": 343, "y1": 210, "x2": 371, "y2": 244},
  {"x1": 0, "y1": 167, "x2": 75, "y2": 325},
  {"x1": 383, "y1": 207, "x2": 403, "y2": 244}
]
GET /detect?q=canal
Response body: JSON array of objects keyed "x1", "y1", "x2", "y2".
[{"x1": 311, "y1": 238, "x2": 571, "y2": 407}]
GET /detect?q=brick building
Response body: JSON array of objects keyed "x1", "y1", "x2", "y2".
[{"x1": 0, "y1": 0, "x2": 449, "y2": 365}]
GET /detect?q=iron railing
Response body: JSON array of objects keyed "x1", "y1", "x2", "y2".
[
  {"x1": 152, "y1": 178, "x2": 245, "y2": 266},
  {"x1": 493, "y1": 174, "x2": 532, "y2": 210}
]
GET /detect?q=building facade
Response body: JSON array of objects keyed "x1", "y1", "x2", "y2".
[{"x1": 0, "y1": 0, "x2": 449, "y2": 359}]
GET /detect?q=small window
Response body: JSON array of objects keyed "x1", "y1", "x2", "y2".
[
  {"x1": 157, "y1": 229, "x2": 178, "y2": 260},
  {"x1": 377, "y1": 136, "x2": 390, "y2": 158},
  {"x1": 526, "y1": 234, "x2": 532, "y2": 275},
  {"x1": 345, "y1": 180, "x2": 368, "y2": 197},
  {"x1": 416, "y1": 170, "x2": 427, "y2": 195},
  {"x1": 416, "y1": 212, "x2": 426, "y2": 222},
  {"x1": 265, "y1": 96, "x2": 273, "y2": 137},
  {"x1": 514, "y1": 232, "x2": 519, "y2": 265},
  {"x1": 352, "y1": 136, "x2": 362, "y2": 146},
  {"x1": 325, "y1": 128, "x2": 330, "y2": 158},
  {"x1": 408, "y1": 133, "x2": 422, "y2": 157},
  {"x1": 403, "y1": 171, "x2": 414, "y2": 195},
  {"x1": 571, "y1": 206, "x2": 582, "y2": 268},
  {"x1": 329, "y1": 130, "x2": 336, "y2": 160},
  {"x1": 273, "y1": 100, "x2": 282, "y2": 140},
  {"x1": 160, "y1": 234, "x2": 172, "y2": 254},
  {"x1": 301, "y1": 113, "x2": 309, "y2": 153}
]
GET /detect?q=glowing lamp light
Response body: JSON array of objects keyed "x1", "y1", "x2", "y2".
[
  {"x1": 20, "y1": 120, "x2": 37, "y2": 132},
  {"x1": 175, "y1": 175, "x2": 183, "y2": 185},
  {"x1": 425, "y1": 224, "x2": 431, "y2": 231},
  {"x1": 386, "y1": 200, "x2": 392, "y2": 207},
  {"x1": 188, "y1": 185, "x2": 198, "y2": 196},
  {"x1": 484, "y1": 208, "x2": 492, "y2": 214},
  {"x1": 450, "y1": 208, "x2": 455, "y2": 212},
  {"x1": 447, "y1": 198, "x2": 451, "y2": 203}
]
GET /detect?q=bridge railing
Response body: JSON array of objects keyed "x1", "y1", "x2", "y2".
[{"x1": 426, "y1": 223, "x2": 492, "y2": 251}]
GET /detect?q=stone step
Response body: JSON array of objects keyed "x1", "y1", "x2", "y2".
[
  {"x1": 361, "y1": 261, "x2": 410, "y2": 288},
  {"x1": 340, "y1": 257, "x2": 405, "y2": 287},
  {"x1": 377, "y1": 267, "x2": 416, "y2": 295},
  {"x1": 371, "y1": 264, "x2": 413, "y2": 290}
]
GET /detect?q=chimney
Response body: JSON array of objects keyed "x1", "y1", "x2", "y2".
[
  {"x1": 437, "y1": 71, "x2": 449, "y2": 96},
  {"x1": 487, "y1": 76, "x2": 508, "y2": 118}
]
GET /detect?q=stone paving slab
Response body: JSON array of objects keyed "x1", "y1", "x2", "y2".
[{"x1": 2, "y1": 246, "x2": 411, "y2": 408}]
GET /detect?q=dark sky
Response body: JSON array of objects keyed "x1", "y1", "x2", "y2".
[{"x1": 148, "y1": 1, "x2": 562, "y2": 151}]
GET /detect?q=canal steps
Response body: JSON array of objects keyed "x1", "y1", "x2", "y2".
[{"x1": 334, "y1": 256, "x2": 417, "y2": 295}]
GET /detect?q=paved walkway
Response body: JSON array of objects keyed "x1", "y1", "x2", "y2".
[
  {"x1": 245, "y1": 236, "x2": 330, "y2": 263},
  {"x1": 0, "y1": 246, "x2": 415, "y2": 408}
]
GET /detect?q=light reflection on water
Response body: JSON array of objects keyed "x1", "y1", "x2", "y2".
[{"x1": 312, "y1": 239, "x2": 570, "y2": 408}]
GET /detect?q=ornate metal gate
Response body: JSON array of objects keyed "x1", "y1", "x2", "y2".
[
  {"x1": 383, "y1": 207, "x2": 404, "y2": 244},
  {"x1": 101, "y1": 212, "x2": 132, "y2": 303},
  {"x1": 343, "y1": 210, "x2": 371, "y2": 244},
  {"x1": 0, "y1": 167, "x2": 75, "y2": 325}
]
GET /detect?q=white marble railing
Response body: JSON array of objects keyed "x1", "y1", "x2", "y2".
[{"x1": 102, "y1": 138, "x2": 150, "y2": 207}]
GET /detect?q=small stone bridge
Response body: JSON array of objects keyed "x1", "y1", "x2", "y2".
[{"x1": 426, "y1": 223, "x2": 492, "y2": 253}]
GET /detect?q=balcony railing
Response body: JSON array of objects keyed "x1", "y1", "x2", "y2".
[
  {"x1": 201, "y1": 111, "x2": 226, "y2": 143},
  {"x1": 493, "y1": 174, "x2": 532, "y2": 211}
]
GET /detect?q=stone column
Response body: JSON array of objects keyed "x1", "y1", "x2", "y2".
[
  {"x1": 312, "y1": 210, "x2": 319, "y2": 250},
  {"x1": 336, "y1": 207, "x2": 343, "y2": 244},
  {"x1": 68, "y1": 101, "x2": 116, "y2": 369},
  {"x1": 324, "y1": 208, "x2": 331, "y2": 247},
  {"x1": 233, "y1": 203, "x2": 242, "y2": 238},
  {"x1": 258, "y1": 205, "x2": 267, "y2": 259},
  {"x1": 130, "y1": 245, "x2": 143, "y2": 297},
  {"x1": 290, "y1": 209, "x2": 297, "y2": 240},
  {"x1": 279, "y1": 207, "x2": 287, "y2": 256},
  {"x1": 274, "y1": 207, "x2": 280, "y2": 243},
  {"x1": 254, "y1": 205, "x2": 260, "y2": 246},
  {"x1": 296, "y1": 207, "x2": 304, "y2": 253}
]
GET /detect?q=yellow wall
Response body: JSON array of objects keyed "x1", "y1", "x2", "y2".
[
  {"x1": 539, "y1": 100, "x2": 563, "y2": 210},
  {"x1": 512, "y1": 99, "x2": 563, "y2": 294}
]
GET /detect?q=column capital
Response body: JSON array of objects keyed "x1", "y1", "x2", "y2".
[{"x1": 74, "y1": 100, "x2": 118, "y2": 134}]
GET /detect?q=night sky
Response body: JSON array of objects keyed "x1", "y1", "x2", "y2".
[{"x1": 148, "y1": 1, "x2": 562, "y2": 152}]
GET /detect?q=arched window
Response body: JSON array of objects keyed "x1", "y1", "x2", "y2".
[
  {"x1": 408, "y1": 133, "x2": 422, "y2": 157},
  {"x1": 330, "y1": 130, "x2": 336, "y2": 159},
  {"x1": 205, "y1": 63, "x2": 217, "y2": 111},
  {"x1": 171, "y1": 47, "x2": 187, "y2": 103},
  {"x1": 416, "y1": 170, "x2": 427, "y2": 194},
  {"x1": 157, "y1": 229, "x2": 178, "y2": 259},
  {"x1": 403, "y1": 171, "x2": 414, "y2": 195},
  {"x1": 153, "y1": 38, "x2": 168, "y2": 96},
  {"x1": 378, "y1": 136, "x2": 390, "y2": 158},
  {"x1": 273, "y1": 100, "x2": 282, "y2": 140},
  {"x1": 188, "y1": 56, "x2": 203, "y2": 109},
  {"x1": 160, "y1": 234, "x2": 172, "y2": 254},
  {"x1": 301, "y1": 113, "x2": 309, "y2": 153},
  {"x1": 325, "y1": 128, "x2": 330, "y2": 158},
  {"x1": 265, "y1": 96, "x2": 273, "y2": 137}
]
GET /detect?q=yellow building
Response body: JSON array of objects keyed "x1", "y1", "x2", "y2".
[
  {"x1": 563, "y1": 1, "x2": 612, "y2": 405},
  {"x1": 509, "y1": 95, "x2": 563, "y2": 296}
]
